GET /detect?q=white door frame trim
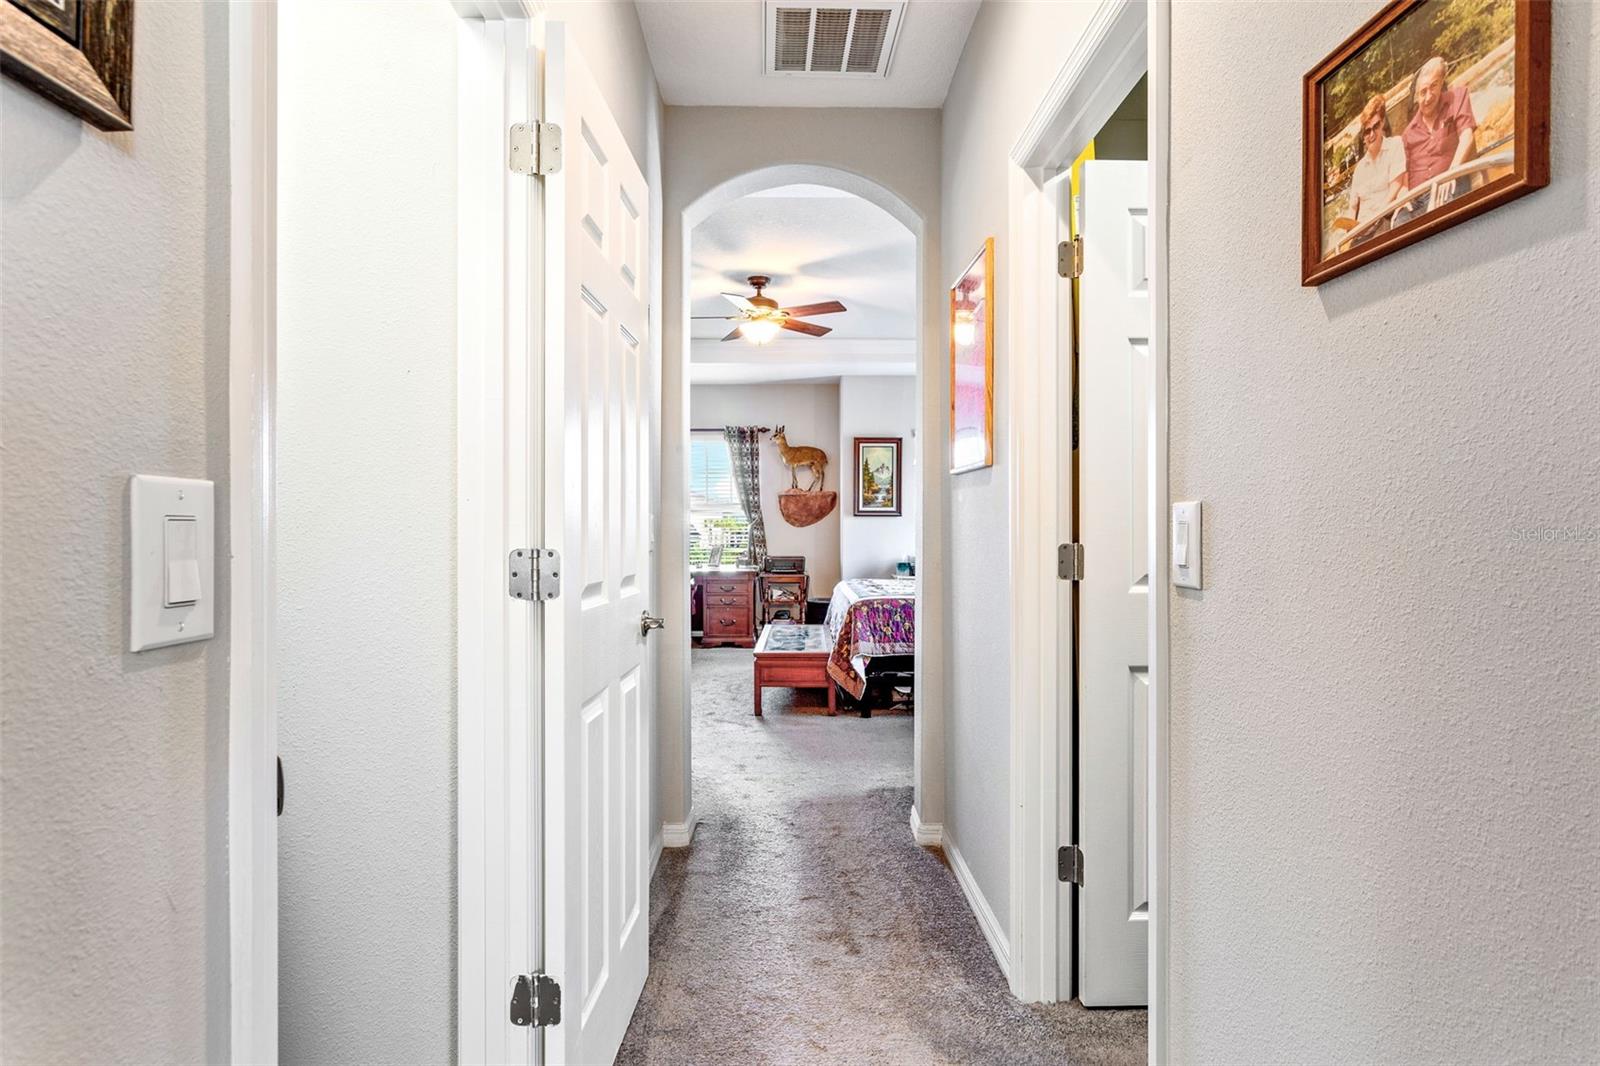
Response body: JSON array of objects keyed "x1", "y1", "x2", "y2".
[
  {"x1": 227, "y1": 4, "x2": 278, "y2": 1061},
  {"x1": 1146, "y1": 6, "x2": 1173, "y2": 1059},
  {"x1": 1004, "y1": 0, "x2": 1168, "y2": 1041},
  {"x1": 1002, "y1": 157, "x2": 1071, "y2": 1003},
  {"x1": 454, "y1": 4, "x2": 548, "y2": 1065}
]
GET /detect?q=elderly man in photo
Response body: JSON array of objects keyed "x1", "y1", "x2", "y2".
[{"x1": 1398, "y1": 55, "x2": 1478, "y2": 221}]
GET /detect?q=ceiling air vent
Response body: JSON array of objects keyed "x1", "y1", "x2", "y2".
[{"x1": 764, "y1": 2, "x2": 906, "y2": 79}]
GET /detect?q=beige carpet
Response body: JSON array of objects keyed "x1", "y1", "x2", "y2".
[{"x1": 615, "y1": 647, "x2": 1146, "y2": 1065}]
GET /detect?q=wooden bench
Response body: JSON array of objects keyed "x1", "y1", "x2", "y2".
[{"x1": 752, "y1": 623, "x2": 836, "y2": 716}]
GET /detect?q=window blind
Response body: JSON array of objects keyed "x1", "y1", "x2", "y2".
[
  {"x1": 688, "y1": 431, "x2": 751, "y2": 566},
  {"x1": 689, "y1": 433, "x2": 741, "y2": 512}
]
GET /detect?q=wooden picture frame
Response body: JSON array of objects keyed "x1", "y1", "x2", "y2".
[
  {"x1": 1, "y1": 0, "x2": 133, "y2": 131},
  {"x1": 1302, "y1": 0, "x2": 1548, "y2": 286},
  {"x1": 950, "y1": 237, "x2": 995, "y2": 474},
  {"x1": 853, "y1": 437, "x2": 902, "y2": 517}
]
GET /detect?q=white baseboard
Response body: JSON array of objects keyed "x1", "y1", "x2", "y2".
[
  {"x1": 944, "y1": 833, "x2": 1012, "y2": 981},
  {"x1": 650, "y1": 832, "x2": 663, "y2": 878},
  {"x1": 661, "y1": 808, "x2": 698, "y2": 848},
  {"x1": 909, "y1": 805, "x2": 943, "y2": 847}
]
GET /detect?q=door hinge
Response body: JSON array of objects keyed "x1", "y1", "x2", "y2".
[
  {"x1": 1057, "y1": 235, "x2": 1084, "y2": 279},
  {"x1": 509, "y1": 972, "x2": 562, "y2": 1028},
  {"x1": 509, "y1": 549, "x2": 561, "y2": 601},
  {"x1": 1058, "y1": 844, "x2": 1084, "y2": 886},
  {"x1": 1058, "y1": 542, "x2": 1085, "y2": 581},
  {"x1": 509, "y1": 122, "x2": 563, "y2": 177}
]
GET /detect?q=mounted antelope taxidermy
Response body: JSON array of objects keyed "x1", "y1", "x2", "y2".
[
  {"x1": 770, "y1": 426, "x2": 837, "y2": 528},
  {"x1": 772, "y1": 426, "x2": 827, "y2": 492}
]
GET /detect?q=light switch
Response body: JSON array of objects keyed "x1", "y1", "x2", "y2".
[
  {"x1": 164, "y1": 517, "x2": 201, "y2": 606},
  {"x1": 130, "y1": 475, "x2": 214, "y2": 651},
  {"x1": 1172, "y1": 500, "x2": 1202, "y2": 590}
]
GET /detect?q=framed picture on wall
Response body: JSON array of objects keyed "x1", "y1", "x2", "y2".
[
  {"x1": 1301, "y1": 0, "x2": 1549, "y2": 286},
  {"x1": 950, "y1": 238, "x2": 994, "y2": 473},
  {"x1": 0, "y1": 0, "x2": 134, "y2": 130},
  {"x1": 853, "y1": 437, "x2": 902, "y2": 516}
]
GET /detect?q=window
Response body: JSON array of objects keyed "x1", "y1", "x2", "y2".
[{"x1": 689, "y1": 431, "x2": 752, "y2": 567}]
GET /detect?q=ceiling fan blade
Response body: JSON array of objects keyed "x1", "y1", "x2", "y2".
[
  {"x1": 779, "y1": 300, "x2": 847, "y2": 318},
  {"x1": 721, "y1": 293, "x2": 755, "y2": 312},
  {"x1": 780, "y1": 319, "x2": 831, "y2": 338},
  {"x1": 691, "y1": 315, "x2": 739, "y2": 320},
  {"x1": 721, "y1": 326, "x2": 744, "y2": 342}
]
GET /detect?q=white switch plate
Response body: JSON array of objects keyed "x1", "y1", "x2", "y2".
[
  {"x1": 1172, "y1": 500, "x2": 1202, "y2": 590},
  {"x1": 130, "y1": 475, "x2": 214, "y2": 651}
]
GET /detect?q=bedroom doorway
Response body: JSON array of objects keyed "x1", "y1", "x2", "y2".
[
  {"x1": 1001, "y1": 0, "x2": 1161, "y2": 1026},
  {"x1": 1005, "y1": 0, "x2": 1156, "y2": 1025},
  {"x1": 623, "y1": 167, "x2": 955, "y2": 1058},
  {"x1": 1052, "y1": 72, "x2": 1155, "y2": 1015},
  {"x1": 681, "y1": 178, "x2": 923, "y2": 757},
  {"x1": 656, "y1": 163, "x2": 944, "y2": 856}
]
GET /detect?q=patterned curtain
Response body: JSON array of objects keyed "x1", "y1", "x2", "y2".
[{"x1": 723, "y1": 426, "x2": 769, "y2": 567}]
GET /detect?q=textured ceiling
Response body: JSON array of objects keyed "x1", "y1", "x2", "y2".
[
  {"x1": 690, "y1": 184, "x2": 915, "y2": 342},
  {"x1": 636, "y1": 0, "x2": 980, "y2": 108},
  {"x1": 689, "y1": 185, "x2": 916, "y2": 383}
]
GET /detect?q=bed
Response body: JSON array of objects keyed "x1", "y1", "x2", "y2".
[{"x1": 822, "y1": 577, "x2": 916, "y2": 701}]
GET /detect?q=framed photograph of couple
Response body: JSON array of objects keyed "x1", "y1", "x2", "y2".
[
  {"x1": 1, "y1": 0, "x2": 134, "y2": 131},
  {"x1": 1302, "y1": 0, "x2": 1549, "y2": 286}
]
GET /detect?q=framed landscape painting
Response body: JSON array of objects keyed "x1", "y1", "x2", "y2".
[
  {"x1": 950, "y1": 238, "x2": 994, "y2": 474},
  {"x1": 1302, "y1": 0, "x2": 1549, "y2": 285},
  {"x1": 853, "y1": 437, "x2": 902, "y2": 517}
]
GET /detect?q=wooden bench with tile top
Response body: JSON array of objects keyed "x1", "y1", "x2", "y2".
[{"x1": 752, "y1": 623, "x2": 836, "y2": 716}]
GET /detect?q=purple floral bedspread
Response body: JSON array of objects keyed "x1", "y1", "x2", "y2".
[{"x1": 823, "y1": 579, "x2": 915, "y2": 698}]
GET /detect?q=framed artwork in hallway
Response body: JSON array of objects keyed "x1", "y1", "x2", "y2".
[
  {"x1": 1302, "y1": 0, "x2": 1550, "y2": 285},
  {"x1": 853, "y1": 437, "x2": 902, "y2": 516},
  {"x1": 0, "y1": 0, "x2": 134, "y2": 130},
  {"x1": 950, "y1": 237, "x2": 994, "y2": 473}
]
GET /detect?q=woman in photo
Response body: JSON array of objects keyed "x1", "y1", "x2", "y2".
[{"x1": 1344, "y1": 93, "x2": 1409, "y2": 244}]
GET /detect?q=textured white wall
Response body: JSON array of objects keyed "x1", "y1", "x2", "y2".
[
  {"x1": 690, "y1": 383, "x2": 843, "y2": 594},
  {"x1": 1168, "y1": 3, "x2": 1600, "y2": 1060},
  {"x1": 277, "y1": 3, "x2": 460, "y2": 1060},
  {"x1": 939, "y1": 0, "x2": 1099, "y2": 935},
  {"x1": 660, "y1": 105, "x2": 945, "y2": 835},
  {"x1": 0, "y1": 4, "x2": 233, "y2": 1061},
  {"x1": 839, "y1": 376, "x2": 919, "y2": 579}
]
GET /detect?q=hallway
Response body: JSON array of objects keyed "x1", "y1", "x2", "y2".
[{"x1": 617, "y1": 649, "x2": 1146, "y2": 1065}]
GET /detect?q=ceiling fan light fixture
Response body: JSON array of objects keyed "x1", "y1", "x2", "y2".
[
  {"x1": 741, "y1": 318, "x2": 782, "y2": 345},
  {"x1": 710, "y1": 275, "x2": 845, "y2": 343}
]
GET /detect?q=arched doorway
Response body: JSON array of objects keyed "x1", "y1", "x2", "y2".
[{"x1": 658, "y1": 162, "x2": 945, "y2": 853}]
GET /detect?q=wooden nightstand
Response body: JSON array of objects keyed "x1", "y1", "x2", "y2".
[{"x1": 694, "y1": 569, "x2": 757, "y2": 647}]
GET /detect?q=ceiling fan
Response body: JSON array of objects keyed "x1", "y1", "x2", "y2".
[{"x1": 691, "y1": 275, "x2": 847, "y2": 345}]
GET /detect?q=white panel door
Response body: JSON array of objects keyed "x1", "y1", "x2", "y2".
[
  {"x1": 1076, "y1": 160, "x2": 1150, "y2": 1008},
  {"x1": 541, "y1": 22, "x2": 653, "y2": 1066}
]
